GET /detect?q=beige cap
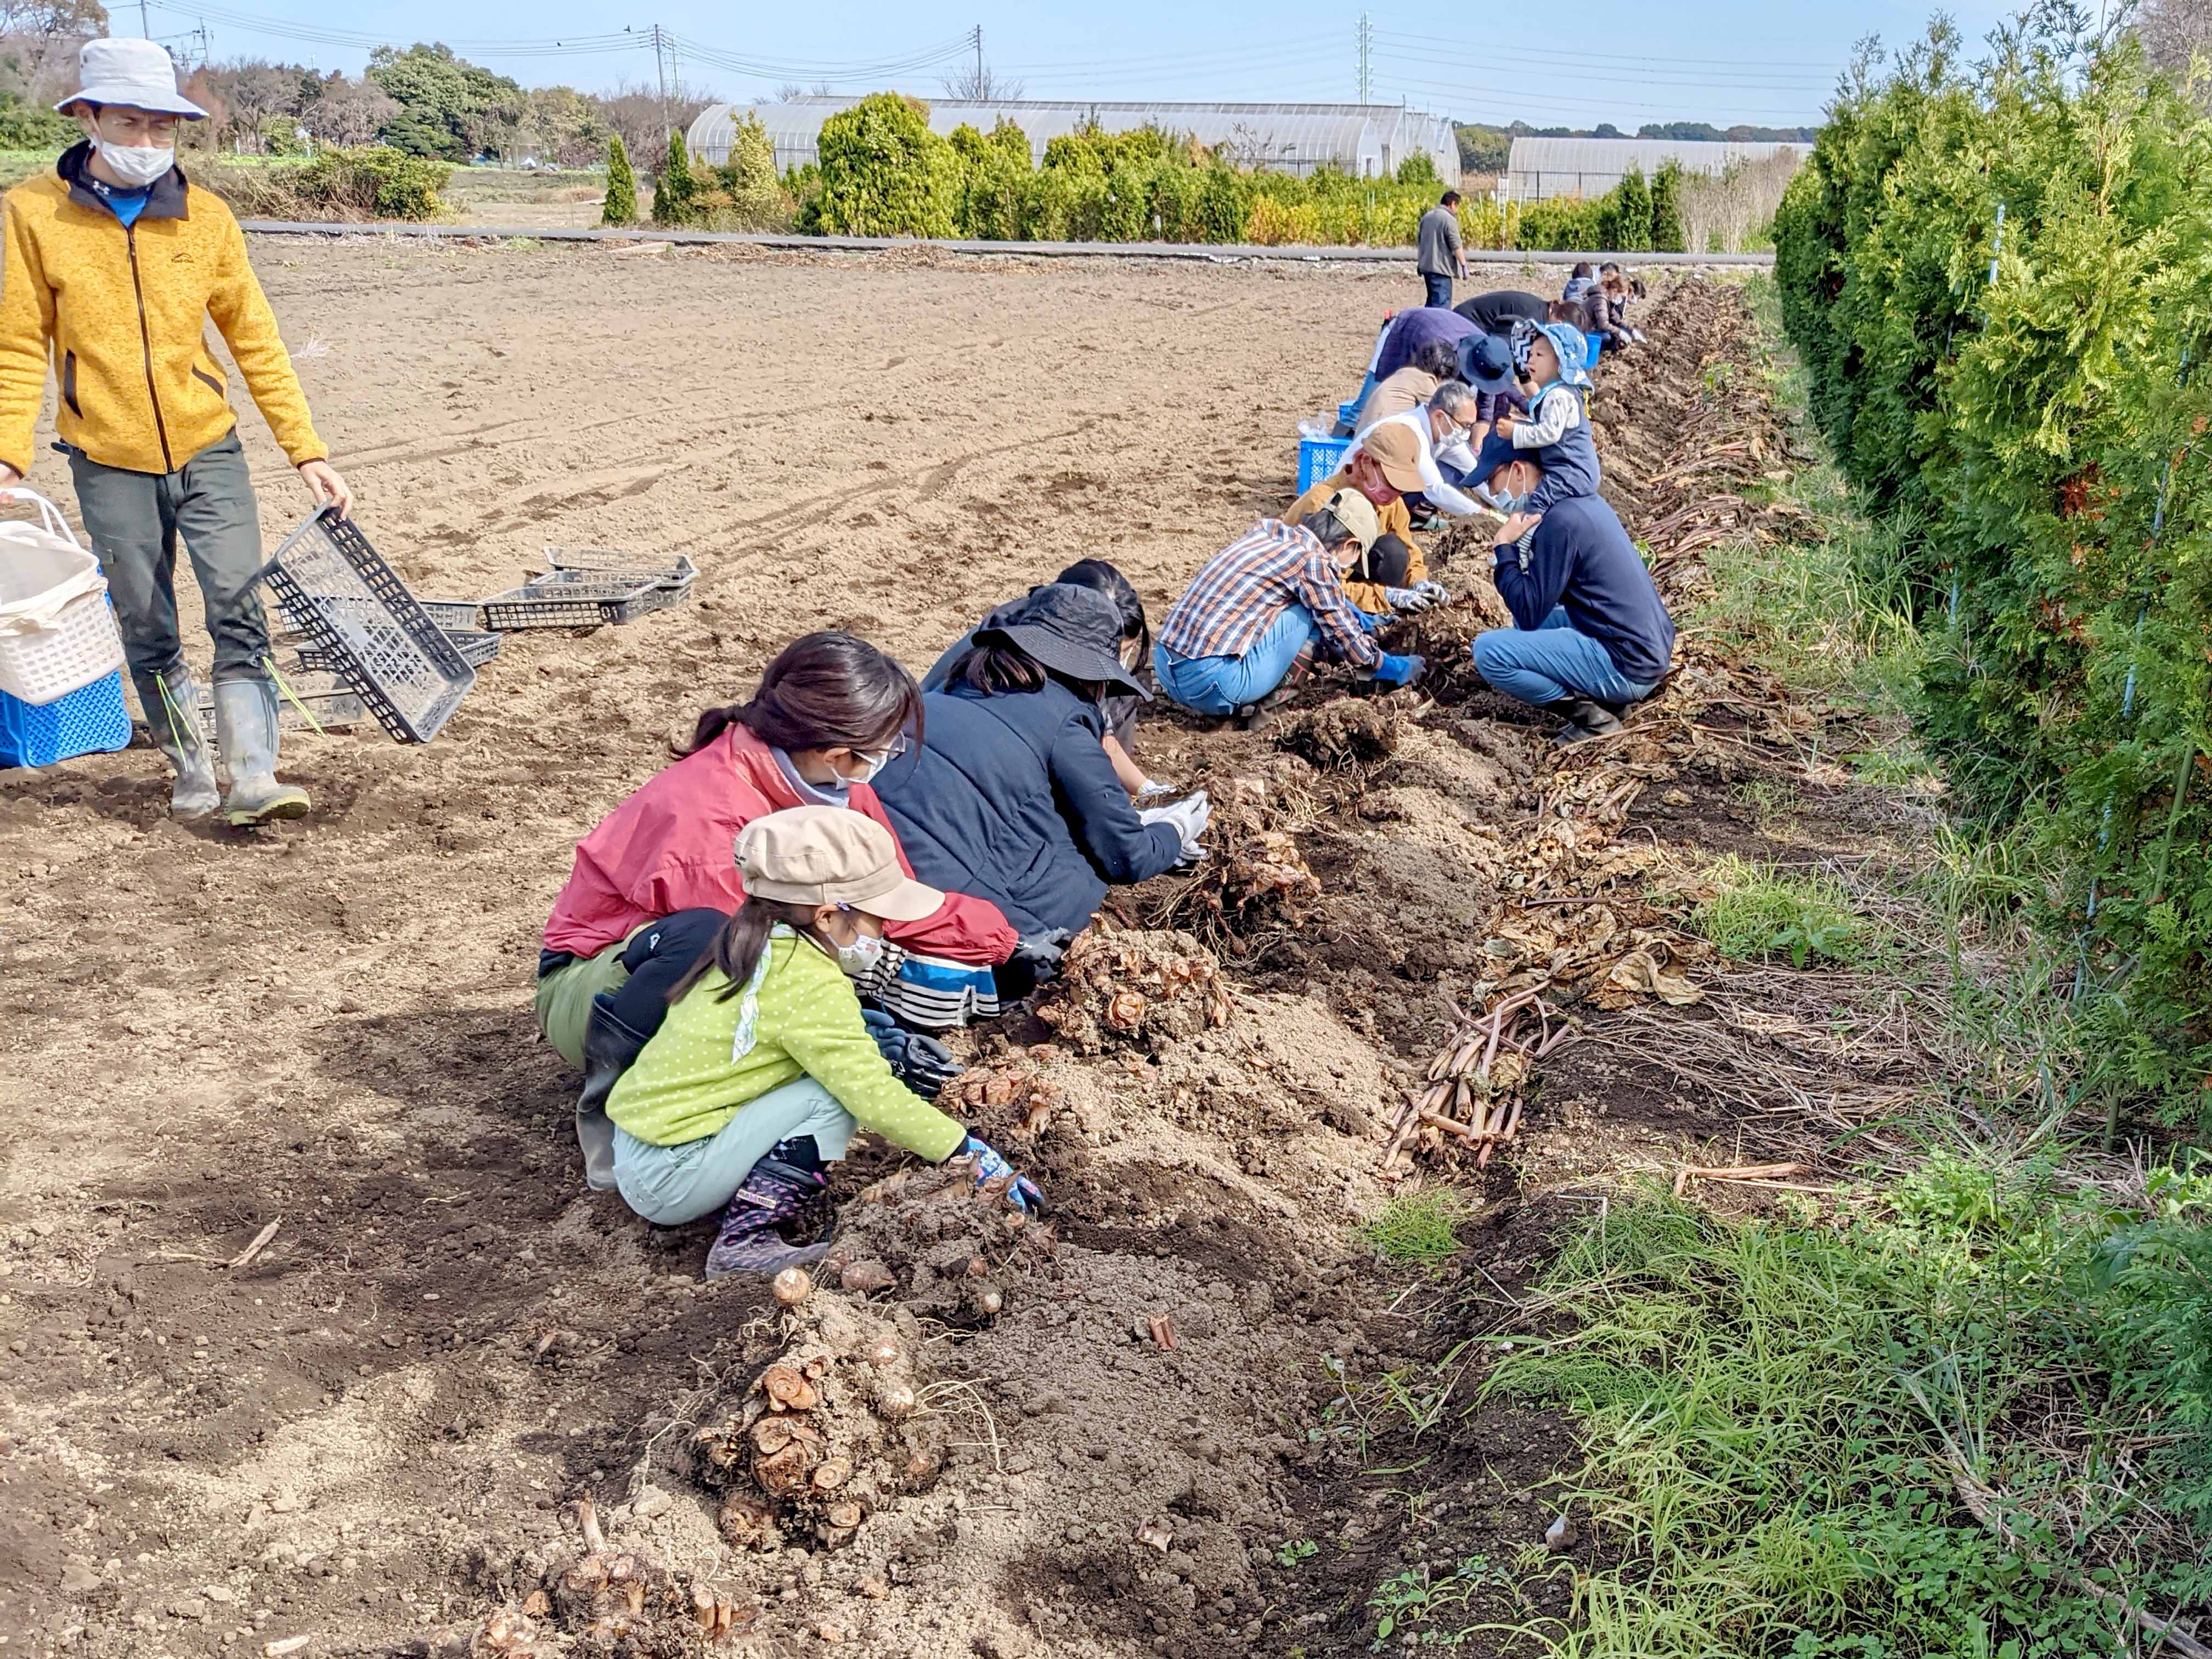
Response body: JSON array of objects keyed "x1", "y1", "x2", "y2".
[
  {"x1": 1361, "y1": 422, "x2": 1426, "y2": 493},
  {"x1": 736, "y1": 806, "x2": 944, "y2": 922},
  {"x1": 1317, "y1": 487, "x2": 1382, "y2": 552}
]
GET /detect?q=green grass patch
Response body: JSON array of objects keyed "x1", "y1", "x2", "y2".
[
  {"x1": 1692, "y1": 854, "x2": 1878, "y2": 968},
  {"x1": 1487, "y1": 1163, "x2": 2212, "y2": 1657},
  {"x1": 1355, "y1": 1188, "x2": 1467, "y2": 1267}
]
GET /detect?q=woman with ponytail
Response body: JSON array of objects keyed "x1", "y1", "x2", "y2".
[{"x1": 536, "y1": 633, "x2": 1018, "y2": 1192}]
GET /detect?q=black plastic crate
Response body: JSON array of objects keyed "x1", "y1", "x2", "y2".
[{"x1": 253, "y1": 510, "x2": 476, "y2": 743}]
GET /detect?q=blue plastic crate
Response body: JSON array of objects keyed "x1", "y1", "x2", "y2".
[
  {"x1": 1297, "y1": 434, "x2": 1352, "y2": 493},
  {"x1": 0, "y1": 667, "x2": 131, "y2": 768}
]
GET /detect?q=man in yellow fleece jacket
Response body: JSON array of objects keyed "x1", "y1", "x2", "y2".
[{"x1": 0, "y1": 37, "x2": 352, "y2": 826}]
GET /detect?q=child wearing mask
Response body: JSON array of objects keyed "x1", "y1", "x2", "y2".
[{"x1": 607, "y1": 805, "x2": 1040, "y2": 1278}]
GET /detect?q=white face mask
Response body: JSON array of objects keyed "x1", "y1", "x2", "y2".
[
  {"x1": 835, "y1": 933, "x2": 885, "y2": 979},
  {"x1": 841, "y1": 750, "x2": 890, "y2": 786},
  {"x1": 93, "y1": 140, "x2": 173, "y2": 189}
]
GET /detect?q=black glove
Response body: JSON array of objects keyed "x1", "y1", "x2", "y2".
[
  {"x1": 1010, "y1": 928, "x2": 1071, "y2": 979},
  {"x1": 861, "y1": 1008, "x2": 964, "y2": 1098}
]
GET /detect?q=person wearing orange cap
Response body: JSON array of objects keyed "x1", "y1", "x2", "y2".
[{"x1": 1283, "y1": 432, "x2": 1448, "y2": 617}]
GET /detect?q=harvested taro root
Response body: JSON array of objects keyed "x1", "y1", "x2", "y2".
[
  {"x1": 448, "y1": 1497, "x2": 753, "y2": 1657},
  {"x1": 1276, "y1": 698, "x2": 1404, "y2": 770},
  {"x1": 1169, "y1": 799, "x2": 1323, "y2": 946},
  {"x1": 1033, "y1": 927, "x2": 1232, "y2": 1054},
  {"x1": 826, "y1": 1157, "x2": 1056, "y2": 1324},
  {"x1": 949, "y1": 1059, "x2": 1065, "y2": 1137},
  {"x1": 691, "y1": 1291, "x2": 951, "y2": 1550}
]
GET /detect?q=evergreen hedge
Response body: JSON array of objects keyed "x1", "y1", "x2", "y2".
[
  {"x1": 1773, "y1": 16, "x2": 2212, "y2": 1121},
  {"x1": 794, "y1": 95, "x2": 1688, "y2": 253}
]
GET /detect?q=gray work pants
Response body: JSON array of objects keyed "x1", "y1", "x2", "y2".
[{"x1": 65, "y1": 430, "x2": 272, "y2": 684}]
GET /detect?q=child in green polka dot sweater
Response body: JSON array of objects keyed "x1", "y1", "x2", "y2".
[{"x1": 607, "y1": 805, "x2": 1040, "y2": 1278}]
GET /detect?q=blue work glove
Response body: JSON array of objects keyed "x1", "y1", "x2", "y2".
[
  {"x1": 861, "y1": 1008, "x2": 964, "y2": 1098},
  {"x1": 1009, "y1": 928, "x2": 1071, "y2": 980},
  {"x1": 958, "y1": 1134, "x2": 1042, "y2": 1214},
  {"x1": 1370, "y1": 652, "x2": 1426, "y2": 690}
]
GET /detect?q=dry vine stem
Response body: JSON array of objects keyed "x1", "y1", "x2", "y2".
[{"x1": 1383, "y1": 991, "x2": 1570, "y2": 1170}]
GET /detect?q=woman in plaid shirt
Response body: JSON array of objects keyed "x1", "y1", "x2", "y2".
[{"x1": 1153, "y1": 490, "x2": 1426, "y2": 725}]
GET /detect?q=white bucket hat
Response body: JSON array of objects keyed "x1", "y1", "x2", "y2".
[{"x1": 56, "y1": 38, "x2": 207, "y2": 119}]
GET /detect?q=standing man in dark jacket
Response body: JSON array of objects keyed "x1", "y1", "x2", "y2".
[
  {"x1": 1466, "y1": 435, "x2": 1674, "y2": 743},
  {"x1": 873, "y1": 586, "x2": 1201, "y2": 945},
  {"x1": 1415, "y1": 190, "x2": 1468, "y2": 307}
]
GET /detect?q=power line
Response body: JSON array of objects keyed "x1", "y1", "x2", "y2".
[{"x1": 1369, "y1": 26, "x2": 1844, "y2": 71}]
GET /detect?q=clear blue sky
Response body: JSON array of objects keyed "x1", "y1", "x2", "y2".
[{"x1": 132, "y1": 0, "x2": 2021, "y2": 130}]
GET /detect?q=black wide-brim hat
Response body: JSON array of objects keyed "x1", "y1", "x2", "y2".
[{"x1": 977, "y1": 583, "x2": 1152, "y2": 701}]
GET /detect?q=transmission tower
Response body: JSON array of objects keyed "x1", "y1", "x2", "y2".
[{"x1": 1357, "y1": 13, "x2": 1372, "y2": 104}]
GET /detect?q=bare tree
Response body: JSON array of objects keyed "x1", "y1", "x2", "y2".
[
  {"x1": 301, "y1": 71, "x2": 397, "y2": 147},
  {"x1": 0, "y1": 0, "x2": 106, "y2": 104},
  {"x1": 939, "y1": 61, "x2": 1023, "y2": 101},
  {"x1": 2137, "y1": 0, "x2": 2212, "y2": 77},
  {"x1": 772, "y1": 81, "x2": 807, "y2": 102},
  {"x1": 592, "y1": 80, "x2": 716, "y2": 171}
]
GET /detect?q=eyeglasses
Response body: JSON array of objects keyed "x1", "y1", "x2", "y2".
[{"x1": 862, "y1": 735, "x2": 911, "y2": 764}]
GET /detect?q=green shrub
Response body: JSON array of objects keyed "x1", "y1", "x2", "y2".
[
  {"x1": 0, "y1": 91, "x2": 76, "y2": 151},
  {"x1": 710, "y1": 112, "x2": 791, "y2": 231},
  {"x1": 1649, "y1": 160, "x2": 1685, "y2": 250},
  {"x1": 258, "y1": 115, "x2": 303, "y2": 158},
  {"x1": 1600, "y1": 162, "x2": 1652, "y2": 250},
  {"x1": 1395, "y1": 153, "x2": 1441, "y2": 188},
  {"x1": 812, "y1": 92, "x2": 960, "y2": 238},
  {"x1": 1773, "y1": 18, "x2": 2212, "y2": 1122},
  {"x1": 206, "y1": 145, "x2": 451, "y2": 221},
  {"x1": 650, "y1": 128, "x2": 696, "y2": 228},
  {"x1": 601, "y1": 133, "x2": 636, "y2": 227}
]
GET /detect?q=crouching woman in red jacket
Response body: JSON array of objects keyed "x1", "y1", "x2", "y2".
[{"x1": 537, "y1": 633, "x2": 1029, "y2": 1190}]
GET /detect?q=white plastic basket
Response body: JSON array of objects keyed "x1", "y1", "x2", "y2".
[{"x1": 0, "y1": 489, "x2": 123, "y2": 704}]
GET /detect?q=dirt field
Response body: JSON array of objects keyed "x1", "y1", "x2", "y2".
[{"x1": 0, "y1": 243, "x2": 1890, "y2": 1659}]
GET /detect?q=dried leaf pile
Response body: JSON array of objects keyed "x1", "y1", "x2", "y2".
[{"x1": 1274, "y1": 698, "x2": 1406, "y2": 770}]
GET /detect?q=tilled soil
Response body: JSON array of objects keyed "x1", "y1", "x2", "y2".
[{"x1": 0, "y1": 246, "x2": 1909, "y2": 1659}]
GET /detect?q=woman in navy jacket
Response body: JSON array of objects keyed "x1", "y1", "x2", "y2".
[{"x1": 874, "y1": 584, "x2": 1201, "y2": 946}]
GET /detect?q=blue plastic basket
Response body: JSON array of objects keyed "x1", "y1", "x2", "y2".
[
  {"x1": 1337, "y1": 398, "x2": 1362, "y2": 427},
  {"x1": 1298, "y1": 434, "x2": 1352, "y2": 493},
  {"x1": 0, "y1": 667, "x2": 131, "y2": 768}
]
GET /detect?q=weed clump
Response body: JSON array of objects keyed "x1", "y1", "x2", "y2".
[
  {"x1": 1354, "y1": 1189, "x2": 1465, "y2": 1267},
  {"x1": 1692, "y1": 855, "x2": 1875, "y2": 968}
]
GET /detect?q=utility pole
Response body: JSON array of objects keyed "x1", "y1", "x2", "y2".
[
  {"x1": 138, "y1": 0, "x2": 151, "y2": 36},
  {"x1": 1357, "y1": 13, "x2": 1372, "y2": 105},
  {"x1": 652, "y1": 24, "x2": 670, "y2": 140},
  {"x1": 973, "y1": 25, "x2": 984, "y2": 96}
]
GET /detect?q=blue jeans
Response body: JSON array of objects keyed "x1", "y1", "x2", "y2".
[
  {"x1": 611, "y1": 1076, "x2": 857, "y2": 1226},
  {"x1": 1423, "y1": 272, "x2": 1454, "y2": 307},
  {"x1": 1471, "y1": 607, "x2": 1661, "y2": 707},
  {"x1": 1154, "y1": 606, "x2": 1317, "y2": 716}
]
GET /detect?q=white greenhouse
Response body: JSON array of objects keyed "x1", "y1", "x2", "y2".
[
  {"x1": 689, "y1": 98, "x2": 1460, "y2": 182},
  {"x1": 1502, "y1": 137, "x2": 1804, "y2": 202}
]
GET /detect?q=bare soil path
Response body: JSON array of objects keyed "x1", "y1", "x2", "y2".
[{"x1": 0, "y1": 244, "x2": 1901, "y2": 1659}]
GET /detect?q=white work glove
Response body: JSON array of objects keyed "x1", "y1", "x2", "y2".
[
  {"x1": 1135, "y1": 777, "x2": 1178, "y2": 803},
  {"x1": 1413, "y1": 579, "x2": 1451, "y2": 605},
  {"x1": 1140, "y1": 789, "x2": 1212, "y2": 866},
  {"x1": 1383, "y1": 585, "x2": 1435, "y2": 614}
]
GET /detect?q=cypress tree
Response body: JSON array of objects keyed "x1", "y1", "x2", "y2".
[
  {"x1": 651, "y1": 128, "x2": 696, "y2": 228},
  {"x1": 601, "y1": 134, "x2": 636, "y2": 227}
]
